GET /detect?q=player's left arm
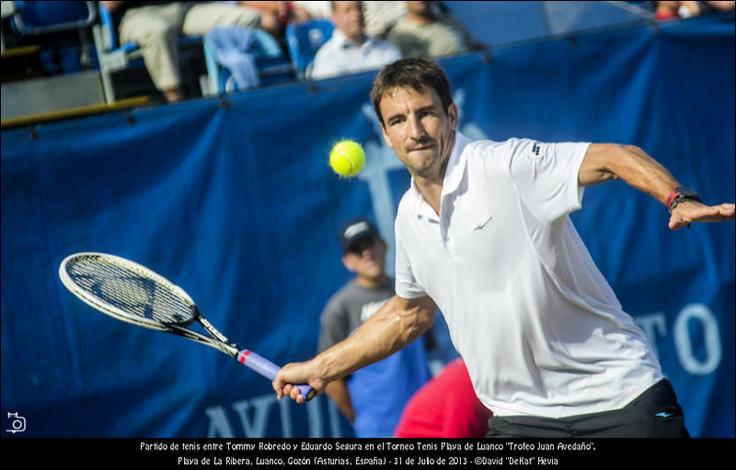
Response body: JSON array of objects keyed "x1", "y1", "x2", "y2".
[{"x1": 578, "y1": 143, "x2": 734, "y2": 230}]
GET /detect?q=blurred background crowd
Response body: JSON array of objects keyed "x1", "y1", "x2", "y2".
[{"x1": 2, "y1": 1, "x2": 733, "y2": 123}]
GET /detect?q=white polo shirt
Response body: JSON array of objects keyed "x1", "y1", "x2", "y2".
[
  {"x1": 395, "y1": 131, "x2": 663, "y2": 418},
  {"x1": 310, "y1": 29, "x2": 401, "y2": 80}
]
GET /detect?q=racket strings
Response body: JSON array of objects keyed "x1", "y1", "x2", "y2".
[{"x1": 66, "y1": 256, "x2": 194, "y2": 325}]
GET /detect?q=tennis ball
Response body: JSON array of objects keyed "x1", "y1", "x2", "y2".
[{"x1": 329, "y1": 140, "x2": 365, "y2": 177}]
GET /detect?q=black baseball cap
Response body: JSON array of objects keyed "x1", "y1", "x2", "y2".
[{"x1": 340, "y1": 218, "x2": 381, "y2": 254}]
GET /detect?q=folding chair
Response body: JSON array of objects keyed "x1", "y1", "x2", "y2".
[
  {"x1": 92, "y1": 2, "x2": 202, "y2": 103},
  {"x1": 11, "y1": 0, "x2": 96, "y2": 35},
  {"x1": 203, "y1": 27, "x2": 294, "y2": 95},
  {"x1": 285, "y1": 19, "x2": 334, "y2": 79}
]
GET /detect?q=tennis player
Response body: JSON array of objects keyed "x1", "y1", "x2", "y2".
[{"x1": 274, "y1": 58, "x2": 734, "y2": 437}]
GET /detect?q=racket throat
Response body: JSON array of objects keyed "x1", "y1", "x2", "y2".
[{"x1": 197, "y1": 311, "x2": 231, "y2": 345}]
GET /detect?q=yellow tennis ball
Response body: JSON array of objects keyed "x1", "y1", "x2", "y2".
[{"x1": 329, "y1": 140, "x2": 365, "y2": 177}]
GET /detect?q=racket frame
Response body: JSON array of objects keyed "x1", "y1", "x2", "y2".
[{"x1": 59, "y1": 252, "x2": 314, "y2": 400}]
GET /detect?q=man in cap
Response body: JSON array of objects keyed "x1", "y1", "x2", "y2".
[{"x1": 317, "y1": 218, "x2": 431, "y2": 437}]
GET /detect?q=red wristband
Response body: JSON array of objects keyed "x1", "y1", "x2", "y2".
[
  {"x1": 666, "y1": 187, "x2": 700, "y2": 212},
  {"x1": 665, "y1": 189, "x2": 679, "y2": 209}
]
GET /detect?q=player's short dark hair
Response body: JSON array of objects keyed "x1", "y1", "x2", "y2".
[{"x1": 370, "y1": 58, "x2": 453, "y2": 127}]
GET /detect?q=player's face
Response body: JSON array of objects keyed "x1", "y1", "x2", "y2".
[
  {"x1": 380, "y1": 86, "x2": 457, "y2": 180},
  {"x1": 343, "y1": 237, "x2": 386, "y2": 280}
]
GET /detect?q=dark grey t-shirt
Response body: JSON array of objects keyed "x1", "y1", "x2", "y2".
[
  {"x1": 316, "y1": 278, "x2": 432, "y2": 437},
  {"x1": 318, "y1": 279, "x2": 395, "y2": 352}
]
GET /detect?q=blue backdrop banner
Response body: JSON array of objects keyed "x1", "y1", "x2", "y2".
[{"x1": 2, "y1": 15, "x2": 734, "y2": 437}]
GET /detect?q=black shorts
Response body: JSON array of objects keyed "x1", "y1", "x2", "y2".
[{"x1": 486, "y1": 379, "x2": 690, "y2": 438}]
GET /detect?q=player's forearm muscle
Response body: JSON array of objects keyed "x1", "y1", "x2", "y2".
[
  {"x1": 315, "y1": 295, "x2": 435, "y2": 382},
  {"x1": 579, "y1": 144, "x2": 680, "y2": 204}
]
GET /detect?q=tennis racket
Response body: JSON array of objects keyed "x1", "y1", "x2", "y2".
[{"x1": 58, "y1": 252, "x2": 315, "y2": 401}]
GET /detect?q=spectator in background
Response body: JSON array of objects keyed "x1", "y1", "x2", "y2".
[
  {"x1": 294, "y1": 1, "x2": 332, "y2": 20},
  {"x1": 654, "y1": 1, "x2": 734, "y2": 20},
  {"x1": 386, "y1": 1, "x2": 474, "y2": 59},
  {"x1": 239, "y1": 1, "x2": 312, "y2": 38},
  {"x1": 101, "y1": 1, "x2": 276, "y2": 102},
  {"x1": 310, "y1": 1, "x2": 401, "y2": 80},
  {"x1": 394, "y1": 358, "x2": 493, "y2": 438},
  {"x1": 363, "y1": 1, "x2": 406, "y2": 38},
  {"x1": 318, "y1": 219, "x2": 431, "y2": 437},
  {"x1": 706, "y1": 1, "x2": 736, "y2": 11}
]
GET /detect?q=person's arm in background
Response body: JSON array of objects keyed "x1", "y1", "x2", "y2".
[
  {"x1": 274, "y1": 295, "x2": 437, "y2": 403},
  {"x1": 578, "y1": 144, "x2": 734, "y2": 230},
  {"x1": 238, "y1": 1, "x2": 311, "y2": 31},
  {"x1": 704, "y1": 1, "x2": 736, "y2": 11},
  {"x1": 324, "y1": 380, "x2": 355, "y2": 423},
  {"x1": 289, "y1": 2, "x2": 313, "y2": 22},
  {"x1": 100, "y1": 1, "x2": 125, "y2": 13},
  {"x1": 316, "y1": 299, "x2": 355, "y2": 421}
]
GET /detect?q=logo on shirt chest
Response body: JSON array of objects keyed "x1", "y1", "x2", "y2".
[{"x1": 473, "y1": 215, "x2": 494, "y2": 231}]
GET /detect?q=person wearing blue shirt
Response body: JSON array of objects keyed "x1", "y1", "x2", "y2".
[{"x1": 317, "y1": 218, "x2": 430, "y2": 437}]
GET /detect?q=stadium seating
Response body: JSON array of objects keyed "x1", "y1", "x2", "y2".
[
  {"x1": 92, "y1": 2, "x2": 203, "y2": 103},
  {"x1": 202, "y1": 28, "x2": 295, "y2": 95},
  {"x1": 2, "y1": 1, "x2": 107, "y2": 123},
  {"x1": 10, "y1": 0, "x2": 98, "y2": 75},
  {"x1": 285, "y1": 19, "x2": 334, "y2": 79},
  {"x1": 11, "y1": 0, "x2": 96, "y2": 35}
]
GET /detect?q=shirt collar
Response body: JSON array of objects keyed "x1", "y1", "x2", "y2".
[
  {"x1": 333, "y1": 29, "x2": 374, "y2": 51},
  {"x1": 442, "y1": 130, "x2": 471, "y2": 197},
  {"x1": 410, "y1": 130, "x2": 471, "y2": 220}
]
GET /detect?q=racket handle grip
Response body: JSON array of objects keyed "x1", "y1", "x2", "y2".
[{"x1": 237, "y1": 350, "x2": 315, "y2": 401}]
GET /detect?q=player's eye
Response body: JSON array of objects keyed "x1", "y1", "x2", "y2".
[{"x1": 388, "y1": 116, "x2": 404, "y2": 126}]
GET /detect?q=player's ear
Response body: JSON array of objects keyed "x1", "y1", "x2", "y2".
[{"x1": 448, "y1": 102, "x2": 458, "y2": 130}]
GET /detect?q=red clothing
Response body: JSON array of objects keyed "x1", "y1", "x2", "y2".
[{"x1": 394, "y1": 358, "x2": 492, "y2": 438}]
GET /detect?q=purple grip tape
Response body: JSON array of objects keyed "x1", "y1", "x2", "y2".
[{"x1": 237, "y1": 350, "x2": 315, "y2": 401}]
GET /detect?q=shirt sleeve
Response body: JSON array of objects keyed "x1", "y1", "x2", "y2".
[
  {"x1": 317, "y1": 299, "x2": 349, "y2": 353},
  {"x1": 394, "y1": 224, "x2": 426, "y2": 299},
  {"x1": 506, "y1": 138, "x2": 590, "y2": 224},
  {"x1": 427, "y1": 18, "x2": 468, "y2": 57}
]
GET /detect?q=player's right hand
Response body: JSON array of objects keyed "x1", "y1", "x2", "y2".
[
  {"x1": 668, "y1": 200, "x2": 735, "y2": 230},
  {"x1": 273, "y1": 360, "x2": 327, "y2": 404}
]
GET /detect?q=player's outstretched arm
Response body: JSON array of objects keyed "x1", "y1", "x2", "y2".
[
  {"x1": 578, "y1": 144, "x2": 735, "y2": 230},
  {"x1": 273, "y1": 295, "x2": 437, "y2": 404}
]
